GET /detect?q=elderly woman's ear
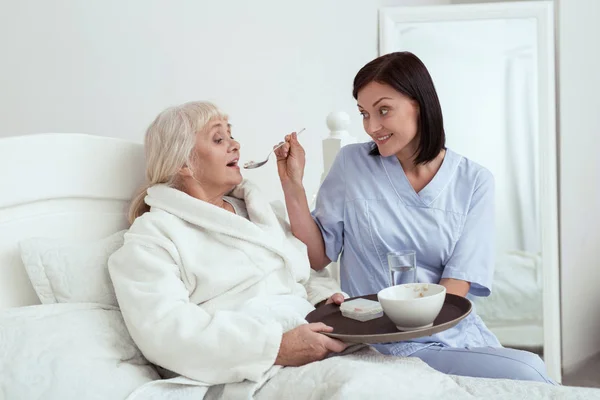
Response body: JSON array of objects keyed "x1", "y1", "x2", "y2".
[{"x1": 179, "y1": 165, "x2": 194, "y2": 178}]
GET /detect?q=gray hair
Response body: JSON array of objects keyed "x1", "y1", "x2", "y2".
[{"x1": 128, "y1": 101, "x2": 227, "y2": 223}]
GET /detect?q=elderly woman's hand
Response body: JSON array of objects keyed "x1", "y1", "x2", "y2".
[
  {"x1": 274, "y1": 323, "x2": 347, "y2": 367},
  {"x1": 325, "y1": 293, "x2": 345, "y2": 306}
]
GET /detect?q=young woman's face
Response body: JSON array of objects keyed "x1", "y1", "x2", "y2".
[{"x1": 357, "y1": 81, "x2": 420, "y2": 158}]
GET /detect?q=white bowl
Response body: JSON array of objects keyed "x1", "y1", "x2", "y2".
[{"x1": 377, "y1": 283, "x2": 446, "y2": 331}]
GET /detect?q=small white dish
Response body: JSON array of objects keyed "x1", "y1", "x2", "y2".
[{"x1": 339, "y1": 298, "x2": 383, "y2": 322}]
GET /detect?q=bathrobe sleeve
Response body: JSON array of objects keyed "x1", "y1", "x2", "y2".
[
  {"x1": 108, "y1": 234, "x2": 283, "y2": 385},
  {"x1": 441, "y1": 169, "x2": 496, "y2": 297},
  {"x1": 304, "y1": 268, "x2": 348, "y2": 306},
  {"x1": 269, "y1": 200, "x2": 347, "y2": 306}
]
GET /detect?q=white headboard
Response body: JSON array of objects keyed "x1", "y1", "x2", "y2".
[
  {"x1": 0, "y1": 134, "x2": 145, "y2": 310},
  {"x1": 0, "y1": 114, "x2": 354, "y2": 311}
]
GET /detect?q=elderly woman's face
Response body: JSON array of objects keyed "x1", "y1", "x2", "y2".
[{"x1": 190, "y1": 117, "x2": 242, "y2": 191}]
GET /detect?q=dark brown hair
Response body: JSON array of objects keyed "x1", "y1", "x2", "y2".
[{"x1": 353, "y1": 51, "x2": 445, "y2": 164}]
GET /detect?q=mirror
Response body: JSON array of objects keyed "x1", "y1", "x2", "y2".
[{"x1": 379, "y1": 2, "x2": 560, "y2": 381}]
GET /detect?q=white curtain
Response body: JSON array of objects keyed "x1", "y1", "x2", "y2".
[{"x1": 504, "y1": 51, "x2": 540, "y2": 253}]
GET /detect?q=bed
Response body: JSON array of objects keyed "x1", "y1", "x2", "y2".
[
  {"x1": 1, "y1": 121, "x2": 598, "y2": 399},
  {"x1": 474, "y1": 251, "x2": 544, "y2": 348}
]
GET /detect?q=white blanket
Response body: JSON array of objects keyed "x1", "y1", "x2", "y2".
[
  {"x1": 2, "y1": 303, "x2": 598, "y2": 400},
  {"x1": 127, "y1": 347, "x2": 600, "y2": 400},
  {"x1": 126, "y1": 347, "x2": 470, "y2": 400},
  {"x1": 451, "y1": 375, "x2": 600, "y2": 400},
  {"x1": 0, "y1": 303, "x2": 159, "y2": 400}
]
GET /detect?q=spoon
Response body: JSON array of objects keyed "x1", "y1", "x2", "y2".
[{"x1": 243, "y1": 128, "x2": 306, "y2": 169}]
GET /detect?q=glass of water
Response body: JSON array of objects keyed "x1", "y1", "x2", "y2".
[{"x1": 387, "y1": 250, "x2": 417, "y2": 287}]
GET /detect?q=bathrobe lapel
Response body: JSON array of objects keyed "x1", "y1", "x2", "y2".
[{"x1": 145, "y1": 181, "x2": 299, "y2": 269}]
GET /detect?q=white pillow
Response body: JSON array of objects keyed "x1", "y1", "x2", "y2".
[
  {"x1": 0, "y1": 302, "x2": 160, "y2": 400},
  {"x1": 19, "y1": 231, "x2": 125, "y2": 306}
]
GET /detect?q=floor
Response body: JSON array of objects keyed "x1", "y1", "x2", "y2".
[
  {"x1": 562, "y1": 353, "x2": 600, "y2": 388},
  {"x1": 513, "y1": 345, "x2": 600, "y2": 388}
]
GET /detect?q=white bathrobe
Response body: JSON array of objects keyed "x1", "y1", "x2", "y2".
[{"x1": 108, "y1": 180, "x2": 343, "y2": 387}]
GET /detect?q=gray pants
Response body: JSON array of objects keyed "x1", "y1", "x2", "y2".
[{"x1": 411, "y1": 345, "x2": 556, "y2": 384}]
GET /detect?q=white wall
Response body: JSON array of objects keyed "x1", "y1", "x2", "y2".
[
  {"x1": 4, "y1": 0, "x2": 596, "y2": 375},
  {"x1": 0, "y1": 0, "x2": 448, "y2": 203},
  {"x1": 557, "y1": 0, "x2": 600, "y2": 371}
]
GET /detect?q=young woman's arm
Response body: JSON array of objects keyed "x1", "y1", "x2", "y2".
[{"x1": 275, "y1": 132, "x2": 345, "y2": 270}]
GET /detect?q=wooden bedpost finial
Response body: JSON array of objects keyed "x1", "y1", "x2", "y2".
[
  {"x1": 326, "y1": 111, "x2": 351, "y2": 139},
  {"x1": 320, "y1": 111, "x2": 355, "y2": 187}
]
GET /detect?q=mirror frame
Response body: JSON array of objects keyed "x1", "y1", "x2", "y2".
[{"x1": 379, "y1": 1, "x2": 560, "y2": 382}]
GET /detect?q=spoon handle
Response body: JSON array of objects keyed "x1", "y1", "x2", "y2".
[{"x1": 271, "y1": 128, "x2": 306, "y2": 153}]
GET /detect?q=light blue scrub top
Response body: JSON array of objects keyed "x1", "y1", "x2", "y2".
[{"x1": 312, "y1": 142, "x2": 501, "y2": 356}]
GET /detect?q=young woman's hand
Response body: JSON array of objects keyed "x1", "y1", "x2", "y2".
[{"x1": 274, "y1": 131, "x2": 306, "y2": 187}]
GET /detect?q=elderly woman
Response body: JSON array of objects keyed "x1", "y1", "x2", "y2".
[{"x1": 107, "y1": 101, "x2": 347, "y2": 386}]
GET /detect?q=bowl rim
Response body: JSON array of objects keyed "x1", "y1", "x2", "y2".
[{"x1": 377, "y1": 283, "x2": 446, "y2": 301}]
